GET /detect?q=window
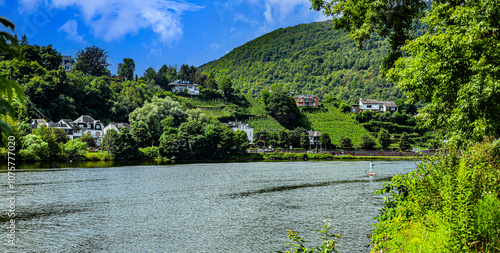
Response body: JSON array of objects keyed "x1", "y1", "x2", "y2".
[{"x1": 367, "y1": 105, "x2": 372, "y2": 108}]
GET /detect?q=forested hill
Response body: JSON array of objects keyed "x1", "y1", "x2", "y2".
[{"x1": 200, "y1": 21, "x2": 403, "y2": 104}]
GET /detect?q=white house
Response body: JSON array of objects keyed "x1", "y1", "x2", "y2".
[
  {"x1": 103, "y1": 122, "x2": 131, "y2": 136},
  {"x1": 58, "y1": 119, "x2": 83, "y2": 140},
  {"x1": 62, "y1": 55, "x2": 75, "y2": 72},
  {"x1": 223, "y1": 121, "x2": 254, "y2": 144},
  {"x1": 358, "y1": 98, "x2": 398, "y2": 113},
  {"x1": 168, "y1": 79, "x2": 200, "y2": 95},
  {"x1": 307, "y1": 131, "x2": 322, "y2": 147},
  {"x1": 73, "y1": 115, "x2": 104, "y2": 146}
]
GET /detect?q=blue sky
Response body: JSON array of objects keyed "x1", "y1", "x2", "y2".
[{"x1": 1, "y1": 0, "x2": 328, "y2": 76}]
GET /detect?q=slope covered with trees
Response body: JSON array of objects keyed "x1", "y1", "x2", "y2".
[{"x1": 200, "y1": 21, "x2": 403, "y2": 104}]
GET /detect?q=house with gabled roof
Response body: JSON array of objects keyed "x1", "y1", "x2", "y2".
[
  {"x1": 295, "y1": 95, "x2": 319, "y2": 108},
  {"x1": 168, "y1": 79, "x2": 200, "y2": 95},
  {"x1": 103, "y1": 122, "x2": 131, "y2": 137},
  {"x1": 72, "y1": 115, "x2": 104, "y2": 146},
  {"x1": 57, "y1": 119, "x2": 83, "y2": 140},
  {"x1": 358, "y1": 98, "x2": 398, "y2": 114}
]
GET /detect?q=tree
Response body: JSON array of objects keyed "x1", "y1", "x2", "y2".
[
  {"x1": 310, "y1": 0, "x2": 426, "y2": 70},
  {"x1": 64, "y1": 139, "x2": 88, "y2": 160},
  {"x1": 205, "y1": 72, "x2": 217, "y2": 90},
  {"x1": 115, "y1": 127, "x2": 140, "y2": 160},
  {"x1": 32, "y1": 125, "x2": 60, "y2": 157},
  {"x1": 0, "y1": 16, "x2": 25, "y2": 136},
  {"x1": 128, "y1": 96, "x2": 187, "y2": 144},
  {"x1": 52, "y1": 127, "x2": 69, "y2": 144},
  {"x1": 80, "y1": 132, "x2": 96, "y2": 147},
  {"x1": 264, "y1": 85, "x2": 301, "y2": 129},
  {"x1": 74, "y1": 45, "x2": 110, "y2": 76},
  {"x1": 378, "y1": 129, "x2": 391, "y2": 150},
  {"x1": 319, "y1": 132, "x2": 331, "y2": 149},
  {"x1": 311, "y1": 0, "x2": 500, "y2": 145},
  {"x1": 40, "y1": 45, "x2": 62, "y2": 71},
  {"x1": 339, "y1": 136, "x2": 353, "y2": 149},
  {"x1": 103, "y1": 129, "x2": 119, "y2": 155},
  {"x1": 398, "y1": 132, "x2": 411, "y2": 151},
  {"x1": 358, "y1": 134, "x2": 376, "y2": 149},
  {"x1": 131, "y1": 121, "x2": 153, "y2": 148},
  {"x1": 300, "y1": 132, "x2": 310, "y2": 149},
  {"x1": 118, "y1": 58, "x2": 135, "y2": 81},
  {"x1": 219, "y1": 76, "x2": 233, "y2": 96},
  {"x1": 19, "y1": 134, "x2": 50, "y2": 161},
  {"x1": 20, "y1": 34, "x2": 28, "y2": 46}
]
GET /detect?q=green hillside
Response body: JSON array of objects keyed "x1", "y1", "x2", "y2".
[
  {"x1": 304, "y1": 105, "x2": 372, "y2": 146},
  {"x1": 200, "y1": 21, "x2": 403, "y2": 104}
]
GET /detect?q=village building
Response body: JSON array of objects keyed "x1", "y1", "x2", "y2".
[
  {"x1": 353, "y1": 98, "x2": 398, "y2": 114},
  {"x1": 307, "y1": 131, "x2": 322, "y2": 147},
  {"x1": 295, "y1": 95, "x2": 319, "y2": 108},
  {"x1": 103, "y1": 122, "x2": 131, "y2": 136},
  {"x1": 168, "y1": 79, "x2": 200, "y2": 95},
  {"x1": 62, "y1": 55, "x2": 75, "y2": 72},
  {"x1": 223, "y1": 121, "x2": 254, "y2": 144}
]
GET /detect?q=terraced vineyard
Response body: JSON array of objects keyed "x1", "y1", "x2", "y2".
[
  {"x1": 305, "y1": 105, "x2": 374, "y2": 146},
  {"x1": 244, "y1": 116, "x2": 286, "y2": 132}
]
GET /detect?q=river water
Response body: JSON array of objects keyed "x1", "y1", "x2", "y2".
[{"x1": 1, "y1": 160, "x2": 417, "y2": 252}]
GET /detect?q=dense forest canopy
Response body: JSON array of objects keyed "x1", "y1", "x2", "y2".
[{"x1": 200, "y1": 21, "x2": 404, "y2": 104}]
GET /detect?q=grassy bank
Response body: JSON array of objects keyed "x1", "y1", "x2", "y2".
[
  {"x1": 371, "y1": 140, "x2": 500, "y2": 252},
  {"x1": 262, "y1": 152, "x2": 420, "y2": 161}
]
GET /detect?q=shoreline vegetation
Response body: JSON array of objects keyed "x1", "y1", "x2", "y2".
[{"x1": 1, "y1": 150, "x2": 422, "y2": 170}]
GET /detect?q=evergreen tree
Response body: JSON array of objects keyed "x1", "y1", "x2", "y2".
[
  {"x1": 398, "y1": 132, "x2": 411, "y2": 151},
  {"x1": 378, "y1": 129, "x2": 391, "y2": 150}
]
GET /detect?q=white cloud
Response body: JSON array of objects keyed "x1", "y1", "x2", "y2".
[
  {"x1": 58, "y1": 19, "x2": 87, "y2": 44},
  {"x1": 263, "y1": 3, "x2": 273, "y2": 23},
  {"x1": 20, "y1": 0, "x2": 204, "y2": 44}
]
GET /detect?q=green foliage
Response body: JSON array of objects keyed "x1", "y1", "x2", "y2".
[
  {"x1": 32, "y1": 125, "x2": 61, "y2": 157},
  {"x1": 276, "y1": 219, "x2": 341, "y2": 253},
  {"x1": 129, "y1": 96, "x2": 187, "y2": 144},
  {"x1": 19, "y1": 134, "x2": 49, "y2": 161},
  {"x1": 218, "y1": 76, "x2": 233, "y2": 96},
  {"x1": 64, "y1": 139, "x2": 88, "y2": 160},
  {"x1": 131, "y1": 120, "x2": 153, "y2": 148},
  {"x1": 0, "y1": 16, "x2": 25, "y2": 137},
  {"x1": 358, "y1": 133, "x2": 376, "y2": 149},
  {"x1": 52, "y1": 127, "x2": 69, "y2": 143},
  {"x1": 378, "y1": 129, "x2": 391, "y2": 150},
  {"x1": 80, "y1": 132, "x2": 96, "y2": 148},
  {"x1": 372, "y1": 140, "x2": 500, "y2": 252},
  {"x1": 200, "y1": 21, "x2": 402, "y2": 104},
  {"x1": 139, "y1": 146, "x2": 161, "y2": 160},
  {"x1": 115, "y1": 128, "x2": 140, "y2": 160},
  {"x1": 117, "y1": 58, "x2": 135, "y2": 81},
  {"x1": 74, "y1": 45, "x2": 110, "y2": 76},
  {"x1": 305, "y1": 105, "x2": 371, "y2": 146},
  {"x1": 103, "y1": 129, "x2": 119, "y2": 155},
  {"x1": 264, "y1": 85, "x2": 302, "y2": 129},
  {"x1": 338, "y1": 136, "x2": 353, "y2": 149},
  {"x1": 398, "y1": 132, "x2": 411, "y2": 151}
]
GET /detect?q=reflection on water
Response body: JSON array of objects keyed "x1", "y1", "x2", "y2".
[{"x1": 0, "y1": 160, "x2": 417, "y2": 252}]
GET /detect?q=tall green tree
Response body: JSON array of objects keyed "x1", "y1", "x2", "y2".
[
  {"x1": 205, "y1": 72, "x2": 217, "y2": 90},
  {"x1": 74, "y1": 45, "x2": 110, "y2": 76},
  {"x1": 219, "y1": 76, "x2": 234, "y2": 96},
  {"x1": 398, "y1": 132, "x2": 411, "y2": 151},
  {"x1": 117, "y1": 58, "x2": 135, "y2": 81},
  {"x1": 339, "y1": 136, "x2": 353, "y2": 149},
  {"x1": 103, "y1": 129, "x2": 119, "y2": 155},
  {"x1": 358, "y1": 134, "x2": 377, "y2": 149},
  {"x1": 264, "y1": 85, "x2": 301, "y2": 129},
  {"x1": 319, "y1": 132, "x2": 331, "y2": 149},
  {"x1": 378, "y1": 128, "x2": 391, "y2": 150},
  {"x1": 131, "y1": 120, "x2": 153, "y2": 148},
  {"x1": 115, "y1": 127, "x2": 140, "y2": 160}
]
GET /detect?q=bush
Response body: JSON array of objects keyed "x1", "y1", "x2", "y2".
[{"x1": 140, "y1": 146, "x2": 161, "y2": 160}]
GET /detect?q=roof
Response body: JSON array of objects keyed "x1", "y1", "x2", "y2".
[
  {"x1": 307, "y1": 131, "x2": 322, "y2": 137},
  {"x1": 75, "y1": 115, "x2": 97, "y2": 124},
  {"x1": 295, "y1": 95, "x2": 317, "y2": 98},
  {"x1": 106, "y1": 122, "x2": 131, "y2": 130},
  {"x1": 168, "y1": 79, "x2": 200, "y2": 87},
  {"x1": 359, "y1": 99, "x2": 381, "y2": 104},
  {"x1": 60, "y1": 119, "x2": 81, "y2": 129},
  {"x1": 382, "y1": 101, "x2": 397, "y2": 107}
]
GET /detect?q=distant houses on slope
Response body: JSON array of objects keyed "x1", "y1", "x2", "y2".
[
  {"x1": 168, "y1": 79, "x2": 200, "y2": 95},
  {"x1": 295, "y1": 95, "x2": 319, "y2": 108}
]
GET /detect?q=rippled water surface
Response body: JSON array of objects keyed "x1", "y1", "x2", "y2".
[{"x1": 1, "y1": 160, "x2": 417, "y2": 252}]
